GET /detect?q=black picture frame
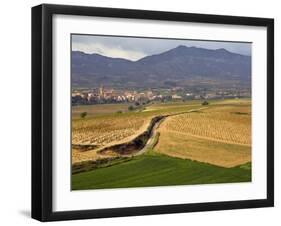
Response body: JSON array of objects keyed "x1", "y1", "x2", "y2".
[{"x1": 32, "y1": 4, "x2": 274, "y2": 222}]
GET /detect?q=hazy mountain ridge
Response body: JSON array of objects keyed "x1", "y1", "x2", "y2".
[{"x1": 72, "y1": 45, "x2": 251, "y2": 88}]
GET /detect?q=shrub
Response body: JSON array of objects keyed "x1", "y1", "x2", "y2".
[
  {"x1": 80, "y1": 112, "x2": 87, "y2": 118},
  {"x1": 128, "y1": 105, "x2": 134, "y2": 111},
  {"x1": 202, "y1": 101, "x2": 209, "y2": 106}
]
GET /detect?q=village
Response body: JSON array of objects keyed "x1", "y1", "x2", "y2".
[{"x1": 72, "y1": 85, "x2": 251, "y2": 105}]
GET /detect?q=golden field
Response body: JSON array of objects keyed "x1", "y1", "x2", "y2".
[
  {"x1": 72, "y1": 99, "x2": 251, "y2": 167},
  {"x1": 154, "y1": 101, "x2": 251, "y2": 167},
  {"x1": 72, "y1": 114, "x2": 150, "y2": 146}
]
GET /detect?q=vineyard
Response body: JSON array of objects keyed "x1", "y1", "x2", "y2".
[
  {"x1": 162, "y1": 105, "x2": 251, "y2": 145},
  {"x1": 72, "y1": 114, "x2": 150, "y2": 146},
  {"x1": 72, "y1": 99, "x2": 251, "y2": 168},
  {"x1": 72, "y1": 102, "x2": 201, "y2": 163},
  {"x1": 155, "y1": 102, "x2": 251, "y2": 167}
]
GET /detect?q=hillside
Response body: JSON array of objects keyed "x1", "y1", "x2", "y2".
[{"x1": 72, "y1": 45, "x2": 251, "y2": 88}]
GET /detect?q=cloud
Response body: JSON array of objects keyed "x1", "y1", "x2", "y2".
[
  {"x1": 72, "y1": 34, "x2": 251, "y2": 60},
  {"x1": 72, "y1": 42, "x2": 146, "y2": 61}
]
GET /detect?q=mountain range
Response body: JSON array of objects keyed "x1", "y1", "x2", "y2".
[{"x1": 71, "y1": 45, "x2": 251, "y2": 88}]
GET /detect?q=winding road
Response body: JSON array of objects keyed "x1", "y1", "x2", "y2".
[{"x1": 132, "y1": 106, "x2": 208, "y2": 156}]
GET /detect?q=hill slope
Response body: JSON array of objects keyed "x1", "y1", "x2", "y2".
[{"x1": 72, "y1": 45, "x2": 251, "y2": 88}]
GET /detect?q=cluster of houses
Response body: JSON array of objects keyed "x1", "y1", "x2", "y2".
[
  {"x1": 72, "y1": 86, "x2": 167, "y2": 105},
  {"x1": 72, "y1": 86, "x2": 251, "y2": 105}
]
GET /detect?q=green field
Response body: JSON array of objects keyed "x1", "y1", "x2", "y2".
[{"x1": 72, "y1": 153, "x2": 251, "y2": 190}]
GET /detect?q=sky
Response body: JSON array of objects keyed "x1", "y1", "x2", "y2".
[{"x1": 72, "y1": 34, "x2": 251, "y2": 61}]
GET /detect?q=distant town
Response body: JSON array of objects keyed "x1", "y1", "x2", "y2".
[{"x1": 72, "y1": 85, "x2": 251, "y2": 105}]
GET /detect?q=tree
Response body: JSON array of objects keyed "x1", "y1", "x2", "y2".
[
  {"x1": 80, "y1": 112, "x2": 87, "y2": 118},
  {"x1": 128, "y1": 105, "x2": 134, "y2": 111},
  {"x1": 202, "y1": 101, "x2": 209, "y2": 106}
]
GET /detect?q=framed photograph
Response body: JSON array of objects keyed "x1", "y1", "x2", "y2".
[{"x1": 32, "y1": 4, "x2": 274, "y2": 221}]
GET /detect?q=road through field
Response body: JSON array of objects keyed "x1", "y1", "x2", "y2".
[
  {"x1": 133, "y1": 107, "x2": 208, "y2": 156},
  {"x1": 72, "y1": 100, "x2": 252, "y2": 189},
  {"x1": 134, "y1": 118, "x2": 165, "y2": 156}
]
